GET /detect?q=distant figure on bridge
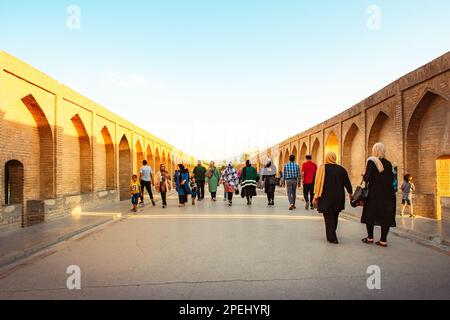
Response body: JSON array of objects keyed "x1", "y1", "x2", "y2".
[
  {"x1": 206, "y1": 161, "x2": 221, "y2": 201},
  {"x1": 400, "y1": 174, "x2": 415, "y2": 218},
  {"x1": 284, "y1": 155, "x2": 301, "y2": 211},
  {"x1": 313, "y1": 152, "x2": 353, "y2": 244},
  {"x1": 222, "y1": 162, "x2": 240, "y2": 207},
  {"x1": 130, "y1": 175, "x2": 141, "y2": 213},
  {"x1": 361, "y1": 143, "x2": 397, "y2": 248},
  {"x1": 155, "y1": 164, "x2": 172, "y2": 209},
  {"x1": 302, "y1": 155, "x2": 318, "y2": 210},
  {"x1": 240, "y1": 160, "x2": 259, "y2": 205},
  {"x1": 174, "y1": 164, "x2": 191, "y2": 208},
  {"x1": 193, "y1": 160, "x2": 207, "y2": 201},
  {"x1": 139, "y1": 160, "x2": 156, "y2": 207},
  {"x1": 262, "y1": 159, "x2": 277, "y2": 206}
]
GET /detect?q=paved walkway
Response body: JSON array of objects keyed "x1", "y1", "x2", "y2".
[
  {"x1": 0, "y1": 189, "x2": 449, "y2": 300},
  {"x1": 275, "y1": 187, "x2": 450, "y2": 252},
  {"x1": 0, "y1": 192, "x2": 170, "y2": 268}
]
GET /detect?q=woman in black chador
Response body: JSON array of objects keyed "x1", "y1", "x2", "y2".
[
  {"x1": 313, "y1": 152, "x2": 353, "y2": 244},
  {"x1": 361, "y1": 143, "x2": 397, "y2": 247}
]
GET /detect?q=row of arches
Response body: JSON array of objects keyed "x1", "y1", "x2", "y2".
[
  {"x1": 273, "y1": 90, "x2": 449, "y2": 219},
  {"x1": 1, "y1": 93, "x2": 190, "y2": 228}
]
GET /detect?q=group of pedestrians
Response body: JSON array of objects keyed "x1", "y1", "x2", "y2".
[{"x1": 130, "y1": 142, "x2": 406, "y2": 247}]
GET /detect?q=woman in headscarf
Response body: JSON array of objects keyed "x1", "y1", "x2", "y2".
[
  {"x1": 262, "y1": 159, "x2": 277, "y2": 206},
  {"x1": 222, "y1": 162, "x2": 240, "y2": 206},
  {"x1": 174, "y1": 164, "x2": 191, "y2": 207},
  {"x1": 155, "y1": 163, "x2": 172, "y2": 208},
  {"x1": 240, "y1": 160, "x2": 259, "y2": 205},
  {"x1": 313, "y1": 152, "x2": 353, "y2": 244},
  {"x1": 361, "y1": 143, "x2": 397, "y2": 247},
  {"x1": 205, "y1": 161, "x2": 221, "y2": 201}
]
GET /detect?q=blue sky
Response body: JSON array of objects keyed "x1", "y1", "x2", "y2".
[{"x1": 1, "y1": 0, "x2": 449, "y2": 160}]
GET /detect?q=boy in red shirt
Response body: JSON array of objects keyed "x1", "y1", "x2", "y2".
[{"x1": 302, "y1": 155, "x2": 318, "y2": 210}]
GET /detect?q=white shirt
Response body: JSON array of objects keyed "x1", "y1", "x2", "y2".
[{"x1": 140, "y1": 166, "x2": 152, "y2": 182}]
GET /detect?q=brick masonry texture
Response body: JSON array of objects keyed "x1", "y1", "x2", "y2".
[
  {"x1": 0, "y1": 52, "x2": 196, "y2": 230},
  {"x1": 250, "y1": 52, "x2": 450, "y2": 220}
]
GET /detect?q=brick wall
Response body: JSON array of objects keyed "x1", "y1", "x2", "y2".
[
  {"x1": 251, "y1": 52, "x2": 450, "y2": 220},
  {"x1": 0, "y1": 51, "x2": 195, "y2": 230}
]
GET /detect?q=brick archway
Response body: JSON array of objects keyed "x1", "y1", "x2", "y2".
[
  {"x1": 119, "y1": 135, "x2": 132, "y2": 201},
  {"x1": 101, "y1": 127, "x2": 115, "y2": 190},
  {"x1": 325, "y1": 131, "x2": 339, "y2": 163},
  {"x1": 71, "y1": 114, "x2": 92, "y2": 194},
  {"x1": 299, "y1": 143, "x2": 308, "y2": 165},
  {"x1": 343, "y1": 124, "x2": 364, "y2": 186},
  {"x1": 135, "y1": 140, "x2": 144, "y2": 175},
  {"x1": 311, "y1": 138, "x2": 321, "y2": 165},
  {"x1": 406, "y1": 91, "x2": 450, "y2": 219},
  {"x1": 21, "y1": 95, "x2": 54, "y2": 199}
]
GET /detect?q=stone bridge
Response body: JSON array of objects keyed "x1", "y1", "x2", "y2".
[
  {"x1": 251, "y1": 52, "x2": 450, "y2": 221},
  {"x1": 0, "y1": 52, "x2": 196, "y2": 230}
]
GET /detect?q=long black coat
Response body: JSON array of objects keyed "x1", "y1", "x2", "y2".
[
  {"x1": 361, "y1": 158, "x2": 397, "y2": 227},
  {"x1": 318, "y1": 164, "x2": 353, "y2": 214}
]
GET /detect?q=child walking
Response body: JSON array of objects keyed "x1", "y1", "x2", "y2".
[
  {"x1": 401, "y1": 174, "x2": 415, "y2": 218},
  {"x1": 130, "y1": 175, "x2": 141, "y2": 213},
  {"x1": 190, "y1": 176, "x2": 198, "y2": 205}
]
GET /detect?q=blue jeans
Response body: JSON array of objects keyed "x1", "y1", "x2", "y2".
[
  {"x1": 286, "y1": 179, "x2": 298, "y2": 205},
  {"x1": 131, "y1": 194, "x2": 140, "y2": 205}
]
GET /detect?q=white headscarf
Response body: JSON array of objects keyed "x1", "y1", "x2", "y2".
[
  {"x1": 262, "y1": 158, "x2": 277, "y2": 176},
  {"x1": 367, "y1": 143, "x2": 386, "y2": 173}
]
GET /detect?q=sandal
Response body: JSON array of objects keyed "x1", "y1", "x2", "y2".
[
  {"x1": 376, "y1": 241, "x2": 388, "y2": 247},
  {"x1": 361, "y1": 238, "x2": 374, "y2": 244}
]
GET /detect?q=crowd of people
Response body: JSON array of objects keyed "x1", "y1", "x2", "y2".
[{"x1": 130, "y1": 142, "x2": 414, "y2": 248}]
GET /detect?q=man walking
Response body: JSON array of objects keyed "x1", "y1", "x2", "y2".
[
  {"x1": 193, "y1": 160, "x2": 207, "y2": 201},
  {"x1": 302, "y1": 155, "x2": 318, "y2": 210},
  {"x1": 140, "y1": 160, "x2": 156, "y2": 206},
  {"x1": 284, "y1": 155, "x2": 301, "y2": 211}
]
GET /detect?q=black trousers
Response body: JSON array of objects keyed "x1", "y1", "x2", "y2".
[
  {"x1": 140, "y1": 181, "x2": 154, "y2": 202},
  {"x1": 367, "y1": 225, "x2": 390, "y2": 242},
  {"x1": 227, "y1": 192, "x2": 234, "y2": 202},
  {"x1": 267, "y1": 192, "x2": 274, "y2": 203},
  {"x1": 179, "y1": 194, "x2": 188, "y2": 204},
  {"x1": 197, "y1": 180, "x2": 206, "y2": 199},
  {"x1": 211, "y1": 192, "x2": 217, "y2": 199},
  {"x1": 303, "y1": 183, "x2": 314, "y2": 203},
  {"x1": 161, "y1": 192, "x2": 167, "y2": 206},
  {"x1": 323, "y1": 211, "x2": 340, "y2": 242}
]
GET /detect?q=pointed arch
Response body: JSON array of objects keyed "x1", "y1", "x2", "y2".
[
  {"x1": 292, "y1": 145, "x2": 298, "y2": 164},
  {"x1": 155, "y1": 147, "x2": 161, "y2": 173},
  {"x1": 300, "y1": 143, "x2": 308, "y2": 165},
  {"x1": 368, "y1": 111, "x2": 389, "y2": 152},
  {"x1": 135, "y1": 140, "x2": 144, "y2": 175},
  {"x1": 325, "y1": 131, "x2": 339, "y2": 163},
  {"x1": 101, "y1": 126, "x2": 115, "y2": 190},
  {"x1": 311, "y1": 138, "x2": 321, "y2": 165},
  {"x1": 71, "y1": 114, "x2": 92, "y2": 193},
  {"x1": 146, "y1": 145, "x2": 154, "y2": 170},
  {"x1": 343, "y1": 123, "x2": 364, "y2": 186},
  {"x1": 21, "y1": 95, "x2": 54, "y2": 199},
  {"x1": 119, "y1": 134, "x2": 131, "y2": 201},
  {"x1": 406, "y1": 91, "x2": 450, "y2": 219}
]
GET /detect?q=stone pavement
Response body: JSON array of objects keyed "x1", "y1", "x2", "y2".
[
  {"x1": 0, "y1": 192, "x2": 170, "y2": 269},
  {"x1": 275, "y1": 187, "x2": 450, "y2": 254},
  {"x1": 0, "y1": 189, "x2": 449, "y2": 300}
]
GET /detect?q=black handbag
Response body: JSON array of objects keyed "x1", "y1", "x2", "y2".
[
  {"x1": 235, "y1": 188, "x2": 240, "y2": 195},
  {"x1": 269, "y1": 176, "x2": 277, "y2": 186},
  {"x1": 351, "y1": 181, "x2": 369, "y2": 207}
]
